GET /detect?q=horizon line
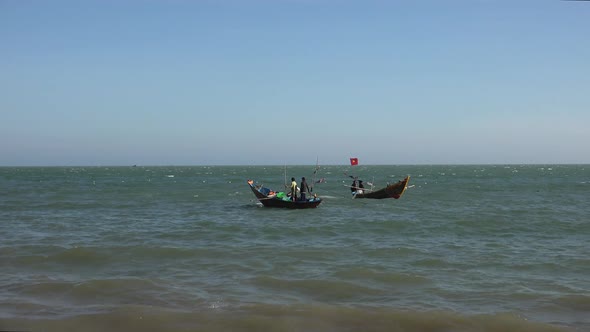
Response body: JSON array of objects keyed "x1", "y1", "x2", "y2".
[{"x1": 1, "y1": 163, "x2": 589, "y2": 168}]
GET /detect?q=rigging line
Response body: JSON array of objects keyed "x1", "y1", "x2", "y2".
[{"x1": 283, "y1": 163, "x2": 287, "y2": 189}]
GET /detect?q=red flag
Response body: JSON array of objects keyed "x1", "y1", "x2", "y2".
[{"x1": 350, "y1": 158, "x2": 358, "y2": 166}]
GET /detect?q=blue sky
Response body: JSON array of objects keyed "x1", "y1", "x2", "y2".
[{"x1": 1, "y1": 0, "x2": 588, "y2": 166}]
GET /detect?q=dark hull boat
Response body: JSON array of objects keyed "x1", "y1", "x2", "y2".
[
  {"x1": 247, "y1": 180, "x2": 322, "y2": 209},
  {"x1": 353, "y1": 176, "x2": 410, "y2": 199}
]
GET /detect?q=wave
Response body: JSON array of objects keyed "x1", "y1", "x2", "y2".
[
  {"x1": 0, "y1": 303, "x2": 574, "y2": 332},
  {"x1": 251, "y1": 276, "x2": 383, "y2": 301},
  {"x1": 51, "y1": 246, "x2": 111, "y2": 265},
  {"x1": 555, "y1": 294, "x2": 590, "y2": 311},
  {"x1": 333, "y1": 267, "x2": 431, "y2": 286},
  {"x1": 1, "y1": 245, "x2": 109, "y2": 268}
]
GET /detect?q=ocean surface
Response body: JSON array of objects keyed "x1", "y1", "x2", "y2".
[{"x1": 0, "y1": 165, "x2": 588, "y2": 332}]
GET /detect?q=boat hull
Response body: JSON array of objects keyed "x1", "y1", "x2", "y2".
[
  {"x1": 248, "y1": 181, "x2": 322, "y2": 209},
  {"x1": 354, "y1": 176, "x2": 410, "y2": 199}
]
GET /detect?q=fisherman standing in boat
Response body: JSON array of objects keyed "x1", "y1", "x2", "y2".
[
  {"x1": 350, "y1": 176, "x2": 364, "y2": 195},
  {"x1": 350, "y1": 177, "x2": 359, "y2": 193},
  {"x1": 357, "y1": 180, "x2": 364, "y2": 194},
  {"x1": 300, "y1": 177, "x2": 311, "y2": 201}
]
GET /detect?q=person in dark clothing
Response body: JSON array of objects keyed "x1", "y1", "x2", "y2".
[
  {"x1": 350, "y1": 177, "x2": 365, "y2": 195},
  {"x1": 300, "y1": 177, "x2": 311, "y2": 201},
  {"x1": 350, "y1": 177, "x2": 359, "y2": 193},
  {"x1": 357, "y1": 180, "x2": 364, "y2": 194}
]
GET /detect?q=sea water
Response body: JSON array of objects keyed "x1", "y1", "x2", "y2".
[{"x1": 0, "y1": 165, "x2": 588, "y2": 331}]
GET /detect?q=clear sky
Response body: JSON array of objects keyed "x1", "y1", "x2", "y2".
[{"x1": 1, "y1": 0, "x2": 588, "y2": 166}]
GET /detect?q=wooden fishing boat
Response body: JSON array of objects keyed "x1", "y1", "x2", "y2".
[
  {"x1": 353, "y1": 176, "x2": 410, "y2": 199},
  {"x1": 247, "y1": 180, "x2": 322, "y2": 209}
]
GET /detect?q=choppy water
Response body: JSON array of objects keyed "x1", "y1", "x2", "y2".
[{"x1": 1, "y1": 165, "x2": 588, "y2": 332}]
